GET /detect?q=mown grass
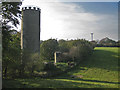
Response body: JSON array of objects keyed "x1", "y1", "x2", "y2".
[
  {"x1": 62, "y1": 47, "x2": 119, "y2": 81},
  {"x1": 3, "y1": 47, "x2": 119, "y2": 88}
]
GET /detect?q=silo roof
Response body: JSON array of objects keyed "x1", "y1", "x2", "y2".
[{"x1": 22, "y1": 5, "x2": 40, "y2": 10}]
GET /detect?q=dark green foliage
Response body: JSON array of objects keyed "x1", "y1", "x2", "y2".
[
  {"x1": 2, "y1": 2, "x2": 22, "y2": 79},
  {"x1": 22, "y1": 51, "x2": 44, "y2": 76},
  {"x1": 2, "y1": 2, "x2": 22, "y2": 27},
  {"x1": 40, "y1": 38, "x2": 95, "y2": 62},
  {"x1": 39, "y1": 39, "x2": 95, "y2": 77},
  {"x1": 58, "y1": 39, "x2": 94, "y2": 63},
  {"x1": 2, "y1": 32, "x2": 21, "y2": 78},
  {"x1": 58, "y1": 39, "x2": 69, "y2": 53},
  {"x1": 44, "y1": 62, "x2": 57, "y2": 71},
  {"x1": 117, "y1": 40, "x2": 120, "y2": 46},
  {"x1": 40, "y1": 39, "x2": 94, "y2": 64},
  {"x1": 40, "y1": 39, "x2": 58, "y2": 60}
]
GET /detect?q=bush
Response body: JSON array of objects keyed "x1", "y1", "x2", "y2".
[
  {"x1": 40, "y1": 39, "x2": 58, "y2": 60},
  {"x1": 43, "y1": 62, "x2": 58, "y2": 71}
]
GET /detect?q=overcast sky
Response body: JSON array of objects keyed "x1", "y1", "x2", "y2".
[{"x1": 21, "y1": 0, "x2": 118, "y2": 41}]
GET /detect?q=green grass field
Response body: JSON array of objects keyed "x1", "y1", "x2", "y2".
[{"x1": 3, "y1": 47, "x2": 119, "y2": 88}]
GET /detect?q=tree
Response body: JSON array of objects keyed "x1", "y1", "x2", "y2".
[
  {"x1": 58, "y1": 39, "x2": 69, "y2": 53},
  {"x1": 40, "y1": 39, "x2": 58, "y2": 60},
  {"x1": 2, "y1": 2, "x2": 22, "y2": 78},
  {"x1": 25, "y1": 53, "x2": 44, "y2": 76},
  {"x1": 2, "y1": 2, "x2": 21, "y2": 27},
  {"x1": 2, "y1": 31, "x2": 22, "y2": 78},
  {"x1": 58, "y1": 39, "x2": 94, "y2": 63},
  {"x1": 117, "y1": 40, "x2": 120, "y2": 47}
]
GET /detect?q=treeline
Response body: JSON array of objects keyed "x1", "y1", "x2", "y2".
[
  {"x1": 40, "y1": 39, "x2": 96, "y2": 63},
  {"x1": 96, "y1": 37, "x2": 120, "y2": 47},
  {"x1": 96, "y1": 42, "x2": 120, "y2": 47}
]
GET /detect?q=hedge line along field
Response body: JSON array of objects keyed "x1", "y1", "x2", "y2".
[{"x1": 3, "y1": 47, "x2": 119, "y2": 88}]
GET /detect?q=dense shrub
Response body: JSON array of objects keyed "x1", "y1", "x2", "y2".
[
  {"x1": 40, "y1": 39, "x2": 58, "y2": 60},
  {"x1": 43, "y1": 62, "x2": 58, "y2": 71},
  {"x1": 58, "y1": 39, "x2": 69, "y2": 53},
  {"x1": 25, "y1": 53, "x2": 44, "y2": 76},
  {"x1": 58, "y1": 39, "x2": 95, "y2": 63}
]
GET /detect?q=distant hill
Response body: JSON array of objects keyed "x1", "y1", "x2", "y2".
[
  {"x1": 99, "y1": 37, "x2": 116, "y2": 44},
  {"x1": 97, "y1": 37, "x2": 118, "y2": 47}
]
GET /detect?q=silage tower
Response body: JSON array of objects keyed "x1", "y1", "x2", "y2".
[
  {"x1": 91, "y1": 32, "x2": 94, "y2": 41},
  {"x1": 21, "y1": 6, "x2": 41, "y2": 53}
]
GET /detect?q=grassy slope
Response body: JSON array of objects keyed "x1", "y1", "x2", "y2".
[
  {"x1": 3, "y1": 47, "x2": 119, "y2": 88},
  {"x1": 66, "y1": 47, "x2": 119, "y2": 82}
]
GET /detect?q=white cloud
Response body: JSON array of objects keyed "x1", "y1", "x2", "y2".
[{"x1": 21, "y1": 1, "x2": 118, "y2": 41}]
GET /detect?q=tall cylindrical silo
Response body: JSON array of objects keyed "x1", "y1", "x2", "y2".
[
  {"x1": 91, "y1": 32, "x2": 93, "y2": 41},
  {"x1": 21, "y1": 6, "x2": 41, "y2": 53}
]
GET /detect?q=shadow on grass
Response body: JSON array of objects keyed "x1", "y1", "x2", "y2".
[
  {"x1": 67, "y1": 49, "x2": 118, "y2": 73},
  {"x1": 2, "y1": 48, "x2": 119, "y2": 88},
  {"x1": 69, "y1": 78, "x2": 119, "y2": 84},
  {"x1": 53, "y1": 48, "x2": 119, "y2": 85},
  {"x1": 55, "y1": 49, "x2": 119, "y2": 79},
  {"x1": 56, "y1": 73, "x2": 119, "y2": 85},
  {"x1": 3, "y1": 78, "x2": 109, "y2": 88},
  {"x1": 44, "y1": 48, "x2": 118, "y2": 79},
  {"x1": 83, "y1": 49, "x2": 118, "y2": 71}
]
